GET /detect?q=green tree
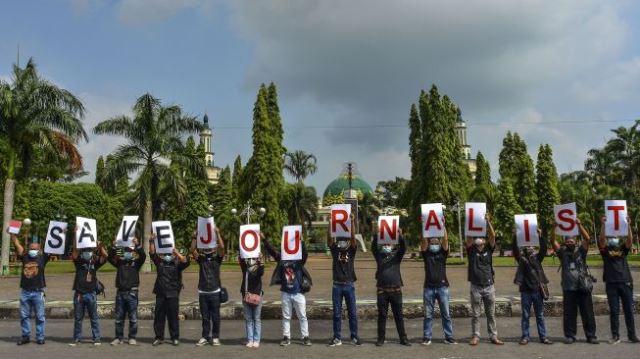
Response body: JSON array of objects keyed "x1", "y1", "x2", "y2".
[
  {"x1": 0, "y1": 58, "x2": 87, "y2": 274},
  {"x1": 498, "y1": 132, "x2": 537, "y2": 212},
  {"x1": 474, "y1": 151, "x2": 491, "y2": 187},
  {"x1": 493, "y1": 180, "x2": 522, "y2": 253},
  {"x1": 284, "y1": 151, "x2": 318, "y2": 181},
  {"x1": 93, "y1": 93, "x2": 203, "y2": 271},
  {"x1": 535, "y1": 144, "x2": 560, "y2": 236}
]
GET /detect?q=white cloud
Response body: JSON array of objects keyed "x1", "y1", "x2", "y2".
[{"x1": 116, "y1": 0, "x2": 205, "y2": 26}]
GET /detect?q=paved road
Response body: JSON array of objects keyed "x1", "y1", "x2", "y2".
[
  {"x1": 0, "y1": 316, "x2": 637, "y2": 359},
  {"x1": 1, "y1": 256, "x2": 639, "y2": 303}
]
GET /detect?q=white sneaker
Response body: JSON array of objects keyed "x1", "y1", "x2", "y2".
[
  {"x1": 196, "y1": 338, "x2": 209, "y2": 347},
  {"x1": 128, "y1": 338, "x2": 137, "y2": 345},
  {"x1": 68, "y1": 340, "x2": 80, "y2": 347},
  {"x1": 111, "y1": 338, "x2": 122, "y2": 346},
  {"x1": 253, "y1": 342, "x2": 260, "y2": 348},
  {"x1": 94, "y1": 341, "x2": 101, "y2": 346},
  {"x1": 211, "y1": 338, "x2": 221, "y2": 346},
  {"x1": 246, "y1": 341, "x2": 254, "y2": 348}
]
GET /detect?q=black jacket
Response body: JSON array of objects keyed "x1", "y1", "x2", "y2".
[
  {"x1": 108, "y1": 246, "x2": 146, "y2": 291},
  {"x1": 264, "y1": 240, "x2": 313, "y2": 293},
  {"x1": 512, "y1": 237, "x2": 549, "y2": 292},
  {"x1": 371, "y1": 235, "x2": 406, "y2": 288},
  {"x1": 152, "y1": 253, "x2": 190, "y2": 297}
]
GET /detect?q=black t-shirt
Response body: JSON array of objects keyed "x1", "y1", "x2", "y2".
[
  {"x1": 18, "y1": 254, "x2": 49, "y2": 291},
  {"x1": 467, "y1": 245, "x2": 494, "y2": 286},
  {"x1": 422, "y1": 248, "x2": 449, "y2": 287},
  {"x1": 108, "y1": 247, "x2": 146, "y2": 291},
  {"x1": 600, "y1": 246, "x2": 632, "y2": 284},
  {"x1": 73, "y1": 257, "x2": 106, "y2": 294},
  {"x1": 197, "y1": 253, "x2": 223, "y2": 292},
  {"x1": 556, "y1": 246, "x2": 587, "y2": 291},
  {"x1": 330, "y1": 243, "x2": 357, "y2": 283},
  {"x1": 152, "y1": 254, "x2": 190, "y2": 297}
]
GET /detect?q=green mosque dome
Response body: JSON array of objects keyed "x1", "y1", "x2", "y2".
[{"x1": 323, "y1": 174, "x2": 374, "y2": 198}]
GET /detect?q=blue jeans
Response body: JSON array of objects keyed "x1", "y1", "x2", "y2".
[
  {"x1": 20, "y1": 289, "x2": 46, "y2": 340},
  {"x1": 332, "y1": 282, "x2": 358, "y2": 340},
  {"x1": 115, "y1": 290, "x2": 138, "y2": 339},
  {"x1": 73, "y1": 292, "x2": 100, "y2": 341},
  {"x1": 243, "y1": 299, "x2": 263, "y2": 343},
  {"x1": 521, "y1": 290, "x2": 546, "y2": 340},
  {"x1": 423, "y1": 286, "x2": 453, "y2": 339}
]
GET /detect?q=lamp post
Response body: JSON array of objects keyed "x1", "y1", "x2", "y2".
[
  {"x1": 450, "y1": 201, "x2": 464, "y2": 260},
  {"x1": 231, "y1": 200, "x2": 266, "y2": 225}
]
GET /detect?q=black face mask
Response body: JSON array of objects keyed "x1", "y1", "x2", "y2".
[{"x1": 565, "y1": 244, "x2": 576, "y2": 251}]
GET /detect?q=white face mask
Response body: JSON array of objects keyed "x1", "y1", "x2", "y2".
[{"x1": 474, "y1": 238, "x2": 484, "y2": 246}]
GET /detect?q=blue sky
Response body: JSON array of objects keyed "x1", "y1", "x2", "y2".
[{"x1": 1, "y1": 0, "x2": 640, "y2": 196}]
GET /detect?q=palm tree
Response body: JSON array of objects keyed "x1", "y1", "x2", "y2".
[
  {"x1": 284, "y1": 182, "x2": 318, "y2": 230},
  {"x1": 0, "y1": 58, "x2": 87, "y2": 275},
  {"x1": 94, "y1": 93, "x2": 203, "y2": 271},
  {"x1": 284, "y1": 150, "x2": 317, "y2": 181}
]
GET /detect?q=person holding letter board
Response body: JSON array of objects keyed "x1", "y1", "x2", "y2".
[
  {"x1": 511, "y1": 226, "x2": 552, "y2": 345},
  {"x1": 598, "y1": 216, "x2": 639, "y2": 344},
  {"x1": 550, "y1": 218, "x2": 599, "y2": 344},
  {"x1": 421, "y1": 224, "x2": 456, "y2": 345},
  {"x1": 372, "y1": 229, "x2": 410, "y2": 346},
  {"x1": 149, "y1": 233, "x2": 190, "y2": 346},
  {"x1": 466, "y1": 215, "x2": 504, "y2": 346},
  {"x1": 327, "y1": 214, "x2": 361, "y2": 347},
  {"x1": 190, "y1": 227, "x2": 225, "y2": 347},
  {"x1": 107, "y1": 237, "x2": 146, "y2": 346},
  {"x1": 9, "y1": 227, "x2": 50, "y2": 346},
  {"x1": 239, "y1": 241, "x2": 265, "y2": 348},
  {"x1": 69, "y1": 231, "x2": 108, "y2": 346}
]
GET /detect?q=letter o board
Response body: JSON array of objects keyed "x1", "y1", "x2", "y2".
[
  {"x1": 239, "y1": 224, "x2": 261, "y2": 259},
  {"x1": 281, "y1": 225, "x2": 302, "y2": 261}
]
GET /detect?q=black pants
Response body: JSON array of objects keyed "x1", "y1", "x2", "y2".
[
  {"x1": 199, "y1": 292, "x2": 221, "y2": 340},
  {"x1": 377, "y1": 290, "x2": 406, "y2": 340},
  {"x1": 562, "y1": 290, "x2": 597, "y2": 339},
  {"x1": 154, "y1": 295, "x2": 180, "y2": 340},
  {"x1": 606, "y1": 282, "x2": 637, "y2": 339}
]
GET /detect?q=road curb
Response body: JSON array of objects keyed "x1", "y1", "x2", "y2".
[{"x1": 0, "y1": 294, "x2": 638, "y2": 320}]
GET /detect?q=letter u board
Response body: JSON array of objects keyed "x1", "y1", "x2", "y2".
[
  {"x1": 465, "y1": 202, "x2": 487, "y2": 237},
  {"x1": 44, "y1": 221, "x2": 67, "y2": 255},
  {"x1": 239, "y1": 224, "x2": 260, "y2": 259},
  {"x1": 152, "y1": 221, "x2": 175, "y2": 254},
  {"x1": 281, "y1": 225, "x2": 302, "y2": 261},
  {"x1": 330, "y1": 204, "x2": 352, "y2": 237},
  {"x1": 75, "y1": 217, "x2": 97, "y2": 249},
  {"x1": 197, "y1": 216, "x2": 217, "y2": 249},
  {"x1": 554, "y1": 203, "x2": 578, "y2": 236},
  {"x1": 421, "y1": 203, "x2": 445, "y2": 238},
  {"x1": 115, "y1": 216, "x2": 139, "y2": 247},
  {"x1": 515, "y1": 214, "x2": 539, "y2": 247},
  {"x1": 604, "y1": 200, "x2": 628, "y2": 236},
  {"x1": 377, "y1": 215, "x2": 399, "y2": 245}
]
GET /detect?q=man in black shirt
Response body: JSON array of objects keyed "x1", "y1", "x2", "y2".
[
  {"x1": 466, "y1": 216, "x2": 504, "y2": 346},
  {"x1": 598, "y1": 216, "x2": 639, "y2": 344},
  {"x1": 69, "y1": 239, "x2": 107, "y2": 346},
  {"x1": 327, "y1": 217, "x2": 360, "y2": 347},
  {"x1": 421, "y1": 226, "x2": 456, "y2": 345},
  {"x1": 512, "y1": 228, "x2": 552, "y2": 345},
  {"x1": 10, "y1": 229, "x2": 50, "y2": 345},
  {"x1": 372, "y1": 231, "x2": 409, "y2": 346},
  {"x1": 551, "y1": 219, "x2": 598, "y2": 344},
  {"x1": 150, "y1": 235, "x2": 190, "y2": 346},
  {"x1": 190, "y1": 227, "x2": 225, "y2": 347},
  {"x1": 108, "y1": 238, "x2": 146, "y2": 346}
]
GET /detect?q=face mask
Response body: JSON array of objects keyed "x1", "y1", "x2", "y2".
[
  {"x1": 163, "y1": 255, "x2": 174, "y2": 263},
  {"x1": 337, "y1": 240, "x2": 349, "y2": 250},
  {"x1": 123, "y1": 252, "x2": 134, "y2": 260},
  {"x1": 429, "y1": 244, "x2": 441, "y2": 253},
  {"x1": 565, "y1": 243, "x2": 576, "y2": 251},
  {"x1": 81, "y1": 251, "x2": 93, "y2": 261},
  {"x1": 381, "y1": 245, "x2": 393, "y2": 254},
  {"x1": 522, "y1": 247, "x2": 534, "y2": 257},
  {"x1": 202, "y1": 250, "x2": 214, "y2": 256},
  {"x1": 28, "y1": 250, "x2": 39, "y2": 258},
  {"x1": 247, "y1": 258, "x2": 257, "y2": 267},
  {"x1": 474, "y1": 238, "x2": 484, "y2": 246},
  {"x1": 607, "y1": 238, "x2": 619, "y2": 248}
]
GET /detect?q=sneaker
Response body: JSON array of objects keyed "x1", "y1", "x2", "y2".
[
  {"x1": 152, "y1": 339, "x2": 163, "y2": 346},
  {"x1": 444, "y1": 338, "x2": 458, "y2": 345},
  {"x1": 36, "y1": 339, "x2": 45, "y2": 345},
  {"x1": 469, "y1": 336, "x2": 480, "y2": 346},
  {"x1": 17, "y1": 337, "x2": 30, "y2": 346},
  {"x1": 490, "y1": 337, "x2": 504, "y2": 345},
  {"x1": 128, "y1": 338, "x2": 137, "y2": 345},
  {"x1": 68, "y1": 340, "x2": 80, "y2": 347},
  {"x1": 211, "y1": 338, "x2": 221, "y2": 346},
  {"x1": 351, "y1": 337, "x2": 362, "y2": 346},
  {"x1": 629, "y1": 336, "x2": 640, "y2": 343},
  {"x1": 280, "y1": 336, "x2": 291, "y2": 346},
  {"x1": 564, "y1": 337, "x2": 576, "y2": 344},
  {"x1": 541, "y1": 337, "x2": 553, "y2": 345},
  {"x1": 93, "y1": 341, "x2": 101, "y2": 346},
  {"x1": 329, "y1": 338, "x2": 342, "y2": 347},
  {"x1": 303, "y1": 337, "x2": 312, "y2": 346},
  {"x1": 421, "y1": 338, "x2": 431, "y2": 346},
  {"x1": 196, "y1": 338, "x2": 209, "y2": 347},
  {"x1": 519, "y1": 337, "x2": 529, "y2": 345},
  {"x1": 171, "y1": 339, "x2": 180, "y2": 346},
  {"x1": 246, "y1": 341, "x2": 254, "y2": 348},
  {"x1": 111, "y1": 338, "x2": 122, "y2": 346},
  {"x1": 400, "y1": 337, "x2": 412, "y2": 346},
  {"x1": 609, "y1": 336, "x2": 620, "y2": 345},
  {"x1": 253, "y1": 342, "x2": 260, "y2": 348},
  {"x1": 375, "y1": 338, "x2": 385, "y2": 347},
  {"x1": 587, "y1": 337, "x2": 599, "y2": 345}
]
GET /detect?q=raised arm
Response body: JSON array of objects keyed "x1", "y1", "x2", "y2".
[
  {"x1": 71, "y1": 227, "x2": 79, "y2": 261},
  {"x1": 326, "y1": 229, "x2": 334, "y2": 248},
  {"x1": 396, "y1": 230, "x2": 407, "y2": 258},
  {"x1": 149, "y1": 232, "x2": 156, "y2": 256},
  {"x1": 487, "y1": 216, "x2": 496, "y2": 248},
  {"x1": 512, "y1": 229, "x2": 520, "y2": 260},
  {"x1": 174, "y1": 248, "x2": 187, "y2": 263},
  {"x1": 301, "y1": 242, "x2": 308, "y2": 265},
  {"x1": 625, "y1": 216, "x2": 633, "y2": 249},
  {"x1": 107, "y1": 246, "x2": 119, "y2": 266},
  {"x1": 537, "y1": 228, "x2": 547, "y2": 262},
  {"x1": 9, "y1": 230, "x2": 24, "y2": 257},
  {"x1": 134, "y1": 238, "x2": 146, "y2": 267},
  {"x1": 577, "y1": 218, "x2": 589, "y2": 251},
  {"x1": 371, "y1": 235, "x2": 379, "y2": 258},
  {"x1": 216, "y1": 228, "x2": 225, "y2": 257},
  {"x1": 550, "y1": 224, "x2": 561, "y2": 251},
  {"x1": 598, "y1": 216, "x2": 606, "y2": 249},
  {"x1": 350, "y1": 215, "x2": 357, "y2": 248},
  {"x1": 442, "y1": 226, "x2": 449, "y2": 252},
  {"x1": 261, "y1": 233, "x2": 280, "y2": 261}
]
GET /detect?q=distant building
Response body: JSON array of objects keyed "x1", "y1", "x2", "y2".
[
  {"x1": 199, "y1": 113, "x2": 221, "y2": 184},
  {"x1": 455, "y1": 110, "x2": 476, "y2": 177}
]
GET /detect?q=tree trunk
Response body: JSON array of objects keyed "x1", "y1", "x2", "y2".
[
  {"x1": 142, "y1": 200, "x2": 152, "y2": 272},
  {"x1": 2, "y1": 179, "x2": 16, "y2": 276}
]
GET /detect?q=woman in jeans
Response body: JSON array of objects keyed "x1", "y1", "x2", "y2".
[{"x1": 239, "y1": 254, "x2": 265, "y2": 348}]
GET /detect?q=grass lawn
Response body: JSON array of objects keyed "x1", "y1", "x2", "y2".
[{"x1": 442, "y1": 254, "x2": 640, "y2": 267}]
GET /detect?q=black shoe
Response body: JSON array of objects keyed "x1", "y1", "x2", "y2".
[
  {"x1": 564, "y1": 337, "x2": 576, "y2": 344},
  {"x1": 36, "y1": 339, "x2": 45, "y2": 345},
  {"x1": 152, "y1": 339, "x2": 163, "y2": 346},
  {"x1": 444, "y1": 337, "x2": 458, "y2": 345},
  {"x1": 16, "y1": 337, "x2": 30, "y2": 346},
  {"x1": 328, "y1": 337, "x2": 342, "y2": 347},
  {"x1": 375, "y1": 338, "x2": 385, "y2": 347},
  {"x1": 280, "y1": 337, "x2": 291, "y2": 346},
  {"x1": 303, "y1": 337, "x2": 312, "y2": 346},
  {"x1": 351, "y1": 337, "x2": 362, "y2": 346},
  {"x1": 629, "y1": 336, "x2": 640, "y2": 343},
  {"x1": 400, "y1": 337, "x2": 411, "y2": 346},
  {"x1": 587, "y1": 337, "x2": 599, "y2": 344}
]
